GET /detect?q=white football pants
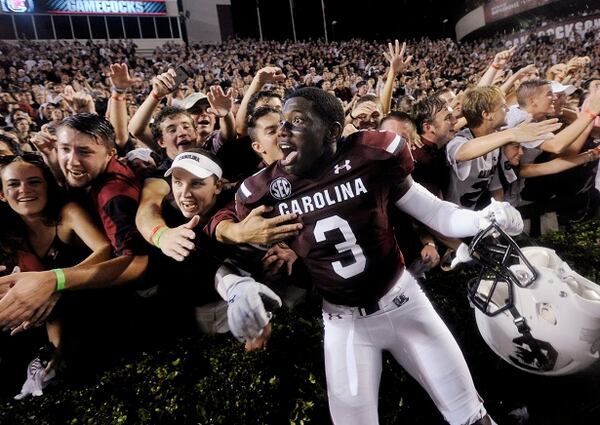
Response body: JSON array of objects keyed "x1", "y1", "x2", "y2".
[{"x1": 322, "y1": 270, "x2": 488, "y2": 425}]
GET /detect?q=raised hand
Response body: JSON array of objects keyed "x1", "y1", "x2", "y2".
[
  {"x1": 30, "y1": 125, "x2": 57, "y2": 157},
  {"x1": 151, "y1": 68, "x2": 177, "y2": 99},
  {"x1": 255, "y1": 66, "x2": 285, "y2": 86},
  {"x1": 108, "y1": 63, "x2": 141, "y2": 90},
  {"x1": 207, "y1": 85, "x2": 234, "y2": 118},
  {"x1": 492, "y1": 45, "x2": 517, "y2": 69},
  {"x1": 71, "y1": 92, "x2": 96, "y2": 114},
  {"x1": 383, "y1": 39, "x2": 413, "y2": 75},
  {"x1": 514, "y1": 64, "x2": 538, "y2": 80}
]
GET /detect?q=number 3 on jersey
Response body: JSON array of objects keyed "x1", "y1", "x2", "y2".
[{"x1": 313, "y1": 215, "x2": 366, "y2": 279}]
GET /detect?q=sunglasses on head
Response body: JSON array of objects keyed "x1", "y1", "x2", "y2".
[{"x1": 0, "y1": 152, "x2": 45, "y2": 165}]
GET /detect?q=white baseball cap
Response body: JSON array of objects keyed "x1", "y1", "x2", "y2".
[
  {"x1": 179, "y1": 92, "x2": 208, "y2": 110},
  {"x1": 125, "y1": 148, "x2": 155, "y2": 163},
  {"x1": 550, "y1": 81, "x2": 576, "y2": 96},
  {"x1": 164, "y1": 151, "x2": 223, "y2": 179}
]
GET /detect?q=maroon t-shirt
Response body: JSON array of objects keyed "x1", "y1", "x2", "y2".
[
  {"x1": 90, "y1": 156, "x2": 144, "y2": 257},
  {"x1": 235, "y1": 130, "x2": 414, "y2": 306}
]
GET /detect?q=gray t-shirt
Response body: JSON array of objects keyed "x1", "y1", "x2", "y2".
[{"x1": 446, "y1": 128, "x2": 502, "y2": 209}]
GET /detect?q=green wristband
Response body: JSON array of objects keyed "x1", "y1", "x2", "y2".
[
  {"x1": 52, "y1": 268, "x2": 66, "y2": 292},
  {"x1": 153, "y1": 227, "x2": 168, "y2": 248}
]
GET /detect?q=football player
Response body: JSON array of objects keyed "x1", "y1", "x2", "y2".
[{"x1": 220, "y1": 88, "x2": 523, "y2": 425}]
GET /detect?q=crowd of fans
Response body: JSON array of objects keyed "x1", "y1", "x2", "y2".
[{"x1": 0, "y1": 9, "x2": 599, "y2": 416}]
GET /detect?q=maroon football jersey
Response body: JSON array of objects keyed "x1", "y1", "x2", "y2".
[{"x1": 235, "y1": 130, "x2": 414, "y2": 306}]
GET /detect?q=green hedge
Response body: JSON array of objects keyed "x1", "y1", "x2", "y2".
[{"x1": 1, "y1": 220, "x2": 600, "y2": 424}]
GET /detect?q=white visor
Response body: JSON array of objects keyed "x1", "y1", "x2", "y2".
[{"x1": 164, "y1": 152, "x2": 223, "y2": 179}]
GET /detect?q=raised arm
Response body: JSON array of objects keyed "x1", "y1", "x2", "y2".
[
  {"x1": 235, "y1": 67, "x2": 285, "y2": 137},
  {"x1": 477, "y1": 46, "x2": 517, "y2": 88},
  {"x1": 108, "y1": 63, "x2": 140, "y2": 149},
  {"x1": 500, "y1": 64, "x2": 538, "y2": 95},
  {"x1": 128, "y1": 69, "x2": 176, "y2": 148},
  {"x1": 381, "y1": 40, "x2": 412, "y2": 116},
  {"x1": 538, "y1": 92, "x2": 600, "y2": 154},
  {"x1": 207, "y1": 85, "x2": 236, "y2": 142}
]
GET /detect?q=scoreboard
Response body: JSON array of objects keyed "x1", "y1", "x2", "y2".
[{"x1": 1, "y1": 0, "x2": 167, "y2": 16}]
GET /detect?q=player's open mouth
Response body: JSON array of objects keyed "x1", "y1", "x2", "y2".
[
  {"x1": 198, "y1": 119, "x2": 210, "y2": 126},
  {"x1": 177, "y1": 140, "x2": 192, "y2": 148},
  {"x1": 279, "y1": 142, "x2": 297, "y2": 166}
]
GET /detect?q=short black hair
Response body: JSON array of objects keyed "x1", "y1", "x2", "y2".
[
  {"x1": 247, "y1": 106, "x2": 281, "y2": 143},
  {"x1": 285, "y1": 87, "x2": 344, "y2": 133},
  {"x1": 59, "y1": 113, "x2": 116, "y2": 149},
  {"x1": 151, "y1": 106, "x2": 195, "y2": 142},
  {"x1": 247, "y1": 90, "x2": 282, "y2": 116}
]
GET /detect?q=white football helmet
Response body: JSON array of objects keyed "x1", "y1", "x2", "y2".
[{"x1": 467, "y1": 223, "x2": 600, "y2": 376}]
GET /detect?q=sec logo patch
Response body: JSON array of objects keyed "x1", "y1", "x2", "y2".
[{"x1": 270, "y1": 177, "x2": 292, "y2": 200}]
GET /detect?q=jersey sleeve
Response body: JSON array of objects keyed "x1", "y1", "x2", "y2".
[
  {"x1": 204, "y1": 200, "x2": 238, "y2": 238},
  {"x1": 356, "y1": 130, "x2": 414, "y2": 184},
  {"x1": 234, "y1": 167, "x2": 273, "y2": 221}
]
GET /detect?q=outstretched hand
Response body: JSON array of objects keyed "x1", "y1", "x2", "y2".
[
  {"x1": 0, "y1": 270, "x2": 56, "y2": 331},
  {"x1": 236, "y1": 205, "x2": 303, "y2": 245},
  {"x1": 156, "y1": 215, "x2": 200, "y2": 261},
  {"x1": 384, "y1": 40, "x2": 413, "y2": 75},
  {"x1": 511, "y1": 118, "x2": 562, "y2": 142}
]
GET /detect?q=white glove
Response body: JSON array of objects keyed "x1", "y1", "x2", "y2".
[
  {"x1": 14, "y1": 357, "x2": 55, "y2": 400},
  {"x1": 226, "y1": 277, "x2": 282, "y2": 341},
  {"x1": 478, "y1": 199, "x2": 523, "y2": 236}
]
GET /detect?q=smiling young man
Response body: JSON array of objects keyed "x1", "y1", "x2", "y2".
[
  {"x1": 224, "y1": 87, "x2": 526, "y2": 425},
  {"x1": 56, "y1": 113, "x2": 144, "y2": 257},
  {"x1": 445, "y1": 86, "x2": 562, "y2": 209},
  {"x1": 146, "y1": 148, "x2": 232, "y2": 334},
  {"x1": 135, "y1": 107, "x2": 203, "y2": 261}
]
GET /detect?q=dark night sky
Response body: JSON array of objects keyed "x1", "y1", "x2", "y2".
[{"x1": 230, "y1": 0, "x2": 470, "y2": 41}]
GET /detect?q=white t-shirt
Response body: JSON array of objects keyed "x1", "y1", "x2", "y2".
[{"x1": 445, "y1": 128, "x2": 502, "y2": 210}]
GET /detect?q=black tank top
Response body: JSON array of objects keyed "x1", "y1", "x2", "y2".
[{"x1": 34, "y1": 226, "x2": 90, "y2": 270}]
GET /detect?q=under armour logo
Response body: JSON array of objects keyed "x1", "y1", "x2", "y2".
[{"x1": 333, "y1": 160, "x2": 351, "y2": 174}]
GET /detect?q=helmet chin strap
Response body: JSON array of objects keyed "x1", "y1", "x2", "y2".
[{"x1": 506, "y1": 305, "x2": 558, "y2": 372}]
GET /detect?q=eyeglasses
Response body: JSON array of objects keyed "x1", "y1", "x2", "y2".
[{"x1": 0, "y1": 152, "x2": 45, "y2": 166}]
